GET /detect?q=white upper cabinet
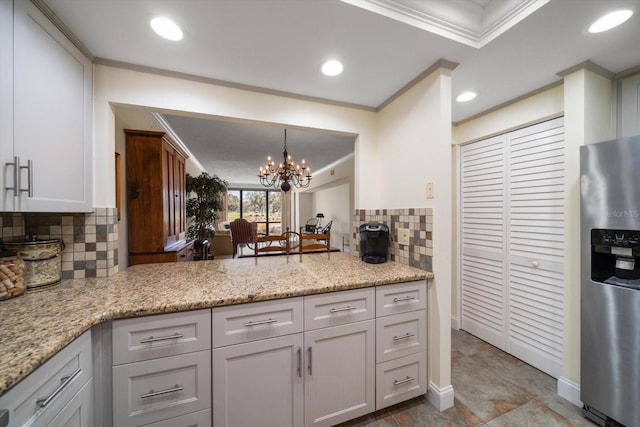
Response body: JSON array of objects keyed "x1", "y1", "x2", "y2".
[
  {"x1": 1, "y1": 0, "x2": 92, "y2": 212},
  {"x1": 620, "y1": 72, "x2": 640, "y2": 139}
]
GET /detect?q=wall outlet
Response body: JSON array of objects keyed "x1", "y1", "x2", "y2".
[
  {"x1": 426, "y1": 181, "x2": 434, "y2": 199},
  {"x1": 398, "y1": 228, "x2": 410, "y2": 246}
]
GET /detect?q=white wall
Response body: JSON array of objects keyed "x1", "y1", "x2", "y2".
[
  {"x1": 561, "y1": 68, "x2": 614, "y2": 403},
  {"x1": 312, "y1": 183, "x2": 350, "y2": 248},
  {"x1": 93, "y1": 65, "x2": 378, "y2": 208}
]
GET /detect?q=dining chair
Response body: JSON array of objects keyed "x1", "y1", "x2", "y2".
[
  {"x1": 229, "y1": 218, "x2": 256, "y2": 258},
  {"x1": 254, "y1": 228, "x2": 290, "y2": 263},
  {"x1": 298, "y1": 226, "x2": 331, "y2": 261}
]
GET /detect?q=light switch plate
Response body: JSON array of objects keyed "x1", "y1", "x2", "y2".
[
  {"x1": 398, "y1": 228, "x2": 410, "y2": 246},
  {"x1": 426, "y1": 181, "x2": 434, "y2": 199}
]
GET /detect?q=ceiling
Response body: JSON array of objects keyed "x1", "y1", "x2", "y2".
[{"x1": 41, "y1": 0, "x2": 640, "y2": 187}]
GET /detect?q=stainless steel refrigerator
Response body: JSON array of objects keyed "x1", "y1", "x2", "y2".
[{"x1": 580, "y1": 135, "x2": 640, "y2": 427}]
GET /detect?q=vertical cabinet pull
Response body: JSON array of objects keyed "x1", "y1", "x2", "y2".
[
  {"x1": 36, "y1": 368, "x2": 82, "y2": 408},
  {"x1": 5, "y1": 156, "x2": 19, "y2": 195},
  {"x1": 297, "y1": 348, "x2": 302, "y2": 378},
  {"x1": 307, "y1": 347, "x2": 313, "y2": 375},
  {"x1": 19, "y1": 159, "x2": 33, "y2": 197}
]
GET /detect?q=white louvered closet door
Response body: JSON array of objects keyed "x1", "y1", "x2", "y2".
[
  {"x1": 460, "y1": 134, "x2": 507, "y2": 350},
  {"x1": 506, "y1": 117, "x2": 564, "y2": 378},
  {"x1": 460, "y1": 117, "x2": 565, "y2": 378}
]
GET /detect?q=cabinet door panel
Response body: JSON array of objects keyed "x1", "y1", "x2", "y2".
[
  {"x1": 12, "y1": 0, "x2": 92, "y2": 212},
  {"x1": 0, "y1": 330, "x2": 92, "y2": 427},
  {"x1": 141, "y1": 409, "x2": 211, "y2": 427},
  {"x1": 46, "y1": 378, "x2": 93, "y2": 427},
  {"x1": 304, "y1": 320, "x2": 375, "y2": 427},
  {"x1": 212, "y1": 334, "x2": 303, "y2": 427}
]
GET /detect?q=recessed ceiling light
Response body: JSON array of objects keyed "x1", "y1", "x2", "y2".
[
  {"x1": 588, "y1": 9, "x2": 633, "y2": 33},
  {"x1": 321, "y1": 60, "x2": 344, "y2": 77},
  {"x1": 456, "y1": 91, "x2": 477, "y2": 103},
  {"x1": 150, "y1": 16, "x2": 183, "y2": 41}
]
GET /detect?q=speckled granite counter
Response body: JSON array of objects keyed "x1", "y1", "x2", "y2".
[{"x1": 0, "y1": 252, "x2": 431, "y2": 397}]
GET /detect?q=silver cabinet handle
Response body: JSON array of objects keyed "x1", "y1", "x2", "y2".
[
  {"x1": 139, "y1": 333, "x2": 184, "y2": 343},
  {"x1": 5, "y1": 156, "x2": 19, "y2": 195},
  {"x1": 19, "y1": 159, "x2": 32, "y2": 197},
  {"x1": 393, "y1": 376, "x2": 415, "y2": 386},
  {"x1": 244, "y1": 318, "x2": 278, "y2": 327},
  {"x1": 329, "y1": 306, "x2": 356, "y2": 313},
  {"x1": 140, "y1": 384, "x2": 183, "y2": 399},
  {"x1": 297, "y1": 348, "x2": 302, "y2": 378},
  {"x1": 36, "y1": 368, "x2": 81, "y2": 408},
  {"x1": 393, "y1": 296, "x2": 414, "y2": 303},
  {"x1": 307, "y1": 347, "x2": 312, "y2": 375},
  {"x1": 393, "y1": 332, "x2": 415, "y2": 341}
]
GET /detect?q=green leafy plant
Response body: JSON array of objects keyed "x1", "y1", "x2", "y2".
[{"x1": 185, "y1": 172, "x2": 228, "y2": 241}]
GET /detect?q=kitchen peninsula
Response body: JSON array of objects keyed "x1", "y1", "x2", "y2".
[{"x1": 0, "y1": 253, "x2": 431, "y2": 426}]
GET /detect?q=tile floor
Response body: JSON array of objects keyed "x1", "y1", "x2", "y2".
[{"x1": 338, "y1": 329, "x2": 595, "y2": 427}]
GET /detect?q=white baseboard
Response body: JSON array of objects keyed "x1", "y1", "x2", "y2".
[
  {"x1": 557, "y1": 376, "x2": 582, "y2": 407},
  {"x1": 451, "y1": 316, "x2": 460, "y2": 330},
  {"x1": 427, "y1": 381, "x2": 455, "y2": 411}
]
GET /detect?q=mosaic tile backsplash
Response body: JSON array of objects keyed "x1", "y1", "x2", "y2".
[
  {"x1": 0, "y1": 208, "x2": 119, "y2": 279},
  {"x1": 354, "y1": 208, "x2": 433, "y2": 271}
]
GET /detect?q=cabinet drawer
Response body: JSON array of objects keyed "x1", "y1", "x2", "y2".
[
  {"x1": 304, "y1": 287, "x2": 375, "y2": 330},
  {"x1": 112, "y1": 350, "x2": 211, "y2": 427},
  {"x1": 375, "y1": 352, "x2": 427, "y2": 410},
  {"x1": 212, "y1": 298, "x2": 303, "y2": 348},
  {"x1": 141, "y1": 409, "x2": 211, "y2": 427},
  {"x1": 376, "y1": 281, "x2": 427, "y2": 317},
  {"x1": 47, "y1": 378, "x2": 93, "y2": 427},
  {"x1": 376, "y1": 310, "x2": 426, "y2": 362},
  {"x1": 0, "y1": 330, "x2": 92, "y2": 427},
  {"x1": 113, "y1": 309, "x2": 211, "y2": 365}
]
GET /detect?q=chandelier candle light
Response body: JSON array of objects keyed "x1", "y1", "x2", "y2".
[{"x1": 258, "y1": 129, "x2": 312, "y2": 192}]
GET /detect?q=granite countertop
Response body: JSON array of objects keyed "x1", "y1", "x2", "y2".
[{"x1": 0, "y1": 252, "x2": 431, "y2": 397}]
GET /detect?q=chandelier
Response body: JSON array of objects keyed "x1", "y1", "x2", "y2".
[{"x1": 258, "y1": 129, "x2": 312, "y2": 192}]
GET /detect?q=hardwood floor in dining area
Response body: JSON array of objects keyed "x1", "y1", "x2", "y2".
[{"x1": 337, "y1": 329, "x2": 595, "y2": 427}]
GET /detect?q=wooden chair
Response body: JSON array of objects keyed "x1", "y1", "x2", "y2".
[
  {"x1": 298, "y1": 226, "x2": 330, "y2": 261},
  {"x1": 254, "y1": 228, "x2": 290, "y2": 263},
  {"x1": 229, "y1": 218, "x2": 256, "y2": 258}
]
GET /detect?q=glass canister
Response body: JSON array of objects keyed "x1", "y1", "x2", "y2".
[
  {"x1": 1, "y1": 237, "x2": 64, "y2": 288},
  {"x1": 0, "y1": 251, "x2": 26, "y2": 300}
]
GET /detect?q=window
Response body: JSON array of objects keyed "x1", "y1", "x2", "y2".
[{"x1": 227, "y1": 189, "x2": 281, "y2": 235}]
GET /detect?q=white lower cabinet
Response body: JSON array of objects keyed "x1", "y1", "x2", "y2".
[
  {"x1": 111, "y1": 310, "x2": 212, "y2": 427},
  {"x1": 375, "y1": 352, "x2": 427, "y2": 410},
  {"x1": 375, "y1": 281, "x2": 428, "y2": 410},
  {"x1": 0, "y1": 330, "x2": 93, "y2": 427},
  {"x1": 47, "y1": 379, "x2": 93, "y2": 427},
  {"x1": 212, "y1": 334, "x2": 304, "y2": 427},
  {"x1": 140, "y1": 409, "x2": 211, "y2": 427},
  {"x1": 304, "y1": 320, "x2": 375, "y2": 427}
]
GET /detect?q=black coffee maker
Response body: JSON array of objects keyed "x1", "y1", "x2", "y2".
[{"x1": 359, "y1": 222, "x2": 389, "y2": 264}]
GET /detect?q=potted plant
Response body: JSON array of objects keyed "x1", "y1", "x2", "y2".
[{"x1": 185, "y1": 172, "x2": 228, "y2": 259}]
